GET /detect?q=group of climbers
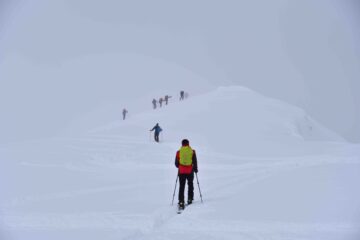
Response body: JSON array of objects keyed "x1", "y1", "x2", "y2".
[
  {"x1": 123, "y1": 90, "x2": 189, "y2": 120},
  {"x1": 152, "y1": 95, "x2": 172, "y2": 109},
  {"x1": 122, "y1": 91, "x2": 199, "y2": 211}
]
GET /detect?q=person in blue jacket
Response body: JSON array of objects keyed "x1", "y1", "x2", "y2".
[{"x1": 150, "y1": 123, "x2": 162, "y2": 142}]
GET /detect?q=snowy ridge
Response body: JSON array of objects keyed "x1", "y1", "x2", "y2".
[
  {"x1": 92, "y1": 86, "x2": 343, "y2": 141},
  {"x1": 91, "y1": 86, "x2": 344, "y2": 156},
  {"x1": 0, "y1": 87, "x2": 359, "y2": 240}
]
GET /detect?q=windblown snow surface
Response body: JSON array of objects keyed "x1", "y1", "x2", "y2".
[{"x1": 1, "y1": 86, "x2": 360, "y2": 240}]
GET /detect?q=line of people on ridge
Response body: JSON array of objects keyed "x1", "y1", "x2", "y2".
[
  {"x1": 152, "y1": 94, "x2": 172, "y2": 109},
  {"x1": 122, "y1": 90, "x2": 190, "y2": 120},
  {"x1": 152, "y1": 90, "x2": 189, "y2": 110}
]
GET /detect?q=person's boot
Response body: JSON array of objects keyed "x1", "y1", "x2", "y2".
[
  {"x1": 178, "y1": 202, "x2": 185, "y2": 210},
  {"x1": 187, "y1": 198, "x2": 193, "y2": 205}
]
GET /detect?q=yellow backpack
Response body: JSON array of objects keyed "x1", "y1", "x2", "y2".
[{"x1": 179, "y1": 146, "x2": 193, "y2": 166}]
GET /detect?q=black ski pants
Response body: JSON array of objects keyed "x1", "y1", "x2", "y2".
[{"x1": 178, "y1": 172, "x2": 194, "y2": 203}]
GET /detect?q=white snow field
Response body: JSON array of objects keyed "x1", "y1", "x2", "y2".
[{"x1": 1, "y1": 86, "x2": 360, "y2": 240}]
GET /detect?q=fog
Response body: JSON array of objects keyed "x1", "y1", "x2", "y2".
[{"x1": 1, "y1": 0, "x2": 359, "y2": 143}]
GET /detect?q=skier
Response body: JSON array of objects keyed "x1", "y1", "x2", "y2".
[
  {"x1": 152, "y1": 99, "x2": 157, "y2": 109},
  {"x1": 164, "y1": 95, "x2": 171, "y2": 105},
  {"x1": 122, "y1": 108, "x2": 128, "y2": 120},
  {"x1": 179, "y1": 91, "x2": 185, "y2": 101},
  {"x1": 150, "y1": 123, "x2": 162, "y2": 142},
  {"x1": 159, "y1": 98, "x2": 163, "y2": 108},
  {"x1": 175, "y1": 139, "x2": 198, "y2": 210}
]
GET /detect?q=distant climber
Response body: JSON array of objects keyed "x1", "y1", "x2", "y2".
[
  {"x1": 180, "y1": 91, "x2": 185, "y2": 101},
  {"x1": 175, "y1": 139, "x2": 198, "y2": 210},
  {"x1": 150, "y1": 123, "x2": 162, "y2": 142},
  {"x1": 122, "y1": 108, "x2": 128, "y2": 120},
  {"x1": 164, "y1": 95, "x2": 171, "y2": 105},
  {"x1": 152, "y1": 99, "x2": 157, "y2": 109},
  {"x1": 159, "y1": 98, "x2": 164, "y2": 108}
]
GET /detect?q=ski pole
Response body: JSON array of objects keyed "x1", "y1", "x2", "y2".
[
  {"x1": 171, "y1": 174, "x2": 179, "y2": 205},
  {"x1": 195, "y1": 172, "x2": 203, "y2": 203}
]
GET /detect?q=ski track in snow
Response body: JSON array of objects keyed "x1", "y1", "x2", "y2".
[{"x1": 1, "y1": 135, "x2": 359, "y2": 240}]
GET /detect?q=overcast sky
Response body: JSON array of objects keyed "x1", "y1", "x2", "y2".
[{"x1": 1, "y1": 0, "x2": 359, "y2": 143}]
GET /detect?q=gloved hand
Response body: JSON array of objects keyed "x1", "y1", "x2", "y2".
[{"x1": 194, "y1": 168, "x2": 198, "y2": 173}]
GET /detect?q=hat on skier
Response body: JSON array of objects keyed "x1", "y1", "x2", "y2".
[{"x1": 181, "y1": 139, "x2": 189, "y2": 146}]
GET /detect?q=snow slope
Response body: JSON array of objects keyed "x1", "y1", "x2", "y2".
[
  {"x1": 0, "y1": 86, "x2": 359, "y2": 240},
  {"x1": 92, "y1": 86, "x2": 344, "y2": 156}
]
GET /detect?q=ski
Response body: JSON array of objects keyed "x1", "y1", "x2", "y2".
[
  {"x1": 176, "y1": 201, "x2": 195, "y2": 214},
  {"x1": 177, "y1": 205, "x2": 185, "y2": 214}
]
